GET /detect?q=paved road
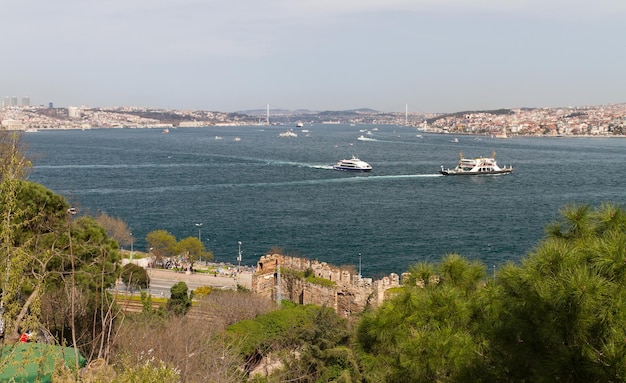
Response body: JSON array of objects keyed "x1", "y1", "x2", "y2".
[{"x1": 116, "y1": 268, "x2": 253, "y2": 298}]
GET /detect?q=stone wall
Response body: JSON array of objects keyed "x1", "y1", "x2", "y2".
[{"x1": 252, "y1": 254, "x2": 401, "y2": 317}]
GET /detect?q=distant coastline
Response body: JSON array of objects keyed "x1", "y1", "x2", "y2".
[{"x1": 2, "y1": 103, "x2": 625, "y2": 137}]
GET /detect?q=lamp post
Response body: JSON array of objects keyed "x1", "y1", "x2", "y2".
[
  {"x1": 195, "y1": 223, "x2": 203, "y2": 242},
  {"x1": 129, "y1": 232, "x2": 133, "y2": 261},
  {"x1": 237, "y1": 241, "x2": 242, "y2": 268}
]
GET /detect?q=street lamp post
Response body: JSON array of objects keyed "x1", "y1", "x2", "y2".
[
  {"x1": 195, "y1": 223, "x2": 203, "y2": 242},
  {"x1": 237, "y1": 241, "x2": 242, "y2": 268}
]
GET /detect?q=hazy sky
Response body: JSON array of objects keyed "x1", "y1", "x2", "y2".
[{"x1": 3, "y1": 0, "x2": 626, "y2": 113}]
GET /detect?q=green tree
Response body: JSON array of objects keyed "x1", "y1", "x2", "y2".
[
  {"x1": 357, "y1": 255, "x2": 488, "y2": 382},
  {"x1": 175, "y1": 236, "x2": 212, "y2": 269},
  {"x1": 120, "y1": 263, "x2": 150, "y2": 292},
  {"x1": 145, "y1": 230, "x2": 177, "y2": 265},
  {"x1": 1, "y1": 132, "x2": 121, "y2": 361},
  {"x1": 166, "y1": 282, "x2": 192, "y2": 316},
  {"x1": 481, "y1": 203, "x2": 626, "y2": 382},
  {"x1": 0, "y1": 131, "x2": 34, "y2": 342},
  {"x1": 227, "y1": 303, "x2": 358, "y2": 381}
]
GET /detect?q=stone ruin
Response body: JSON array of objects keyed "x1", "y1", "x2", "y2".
[{"x1": 252, "y1": 254, "x2": 402, "y2": 317}]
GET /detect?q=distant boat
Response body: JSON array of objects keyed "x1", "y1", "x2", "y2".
[
  {"x1": 214, "y1": 136, "x2": 223, "y2": 140},
  {"x1": 296, "y1": 121, "x2": 304, "y2": 128},
  {"x1": 234, "y1": 137, "x2": 241, "y2": 141},
  {"x1": 440, "y1": 151, "x2": 513, "y2": 176},
  {"x1": 162, "y1": 128, "x2": 170, "y2": 134},
  {"x1": 450, "y1": 137, "x2": 458, "y2": 143},
  {"x1": 279, "y1": 129, "x2": 298, "y2": 138},
  {"x1": 333, "y1": 156, "x2": 372, "y2": 172},
  {"x1": 357, "y1": 135, "x2": 376, "y2": 142},
  {"x1": 25, "y1": 128, "x2": 38, "y2": 133}
]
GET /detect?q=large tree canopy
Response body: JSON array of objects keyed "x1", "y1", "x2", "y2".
[
  {"x1": 357, "y1": 203, "x2": 626, "y2": 383},
  {"x1": 2, "y1": 177, "x2": 120, "y2": 358}
]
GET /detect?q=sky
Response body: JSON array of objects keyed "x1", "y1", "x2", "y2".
[{"x1": 3, "y1": 0, "x2": 626, "y2": 113}]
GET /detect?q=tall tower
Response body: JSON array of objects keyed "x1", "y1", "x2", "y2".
[{"x1": 22, "y1": 97, "x2": 30, "y2": 107}]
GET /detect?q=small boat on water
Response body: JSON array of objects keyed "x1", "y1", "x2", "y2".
[
  {"x1": 162, "y1": 128, "x2": 170, "y2": 134},
  {"x1": 333, "y1": 156, "x2": 372, "y2": 172},
  {"x1": 440, "y1": 151, "x2": 513, "y2": 176},
  {"x1": 279, "y1": 129, "x2": 298, "y2": 138},
  {"x1": 357, "y1": 135, "x2": 376, "y2": 142}
]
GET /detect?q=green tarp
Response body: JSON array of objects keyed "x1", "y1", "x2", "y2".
[{"x1": 0, "y1": 343, "x2": 86, "y2": 383}]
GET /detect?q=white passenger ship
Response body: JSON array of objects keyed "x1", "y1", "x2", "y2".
[{"x1": 333, "y1": 156, "x2": 372, "y2": 172}]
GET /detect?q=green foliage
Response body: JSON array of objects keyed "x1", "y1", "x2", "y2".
[
  {"x1": 166, "y1": 282, "x2": 192, "y2": 316},
  {"x1": 120, "y1": 263, "x2": 150, "y2": 291},
  {"x1": 175, "y1": 236, "x2": 212, "y2": 266},
  {"x1": 479, "y1": 203, "x2": 626, "y2": 382},
  {"x1": 305, "y1": 275, "x2": 336, "y2": 287},
  {"x1": 145, "y1": 229, "x2": 177, "y2": 261},
  {"x1": 280, "y1": 267, "x2": 336, "y2": 287},
  {"x1": 1, "y1": 136, "x2": 121, "y2": 349},
  {"x1": 227, "y1": 304, "x2": 358, "y2": 381},
  {"x1": 1, "y1": 177, "x2": 120, "y2": 347},
  {"x1": 357, "y1": 272, "x2": 487, "y2": 382},
  {"x1": 357, "y1": 202, "x2": 626, "y2": 382}
]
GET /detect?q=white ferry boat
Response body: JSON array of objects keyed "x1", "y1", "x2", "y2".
[
  {"x1": 439, "y1": 151, "x2": 513, "y2": 176},
  {"x1": 333, "y1": 156, "x2": 372, "y2": 172}
]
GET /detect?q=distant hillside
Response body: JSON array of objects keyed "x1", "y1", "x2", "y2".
[
  {"x1": 426, "y1": 108, "x2": 517, "y2": 124},
  {"x1": 238, "y1": 108, "x2": 379, "y2": 116}
]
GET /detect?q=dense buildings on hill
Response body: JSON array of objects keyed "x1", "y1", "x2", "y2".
[{"x1": 1, "y1": 103, "x2": 625, "y2": 137}]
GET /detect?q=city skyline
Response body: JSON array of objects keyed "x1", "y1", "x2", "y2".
[{"x1": 2, "y1": 1, "x2": 626, "y2": 114}]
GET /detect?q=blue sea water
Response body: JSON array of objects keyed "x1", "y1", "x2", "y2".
[{"x1": 23, "y1": 125, "x2": 626, "y2": 277}]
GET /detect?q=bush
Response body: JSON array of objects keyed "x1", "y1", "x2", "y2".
[
  {"x1": 166, "y1": 282, "x2": 192, "y2": 316},
  {"x1": 120, "y1": 263, "x2": 149, "y2": 292}
]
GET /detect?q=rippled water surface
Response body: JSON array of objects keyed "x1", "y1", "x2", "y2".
[{"x1": 24, "y1": 125, "x2": 626, "y2": 276}]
